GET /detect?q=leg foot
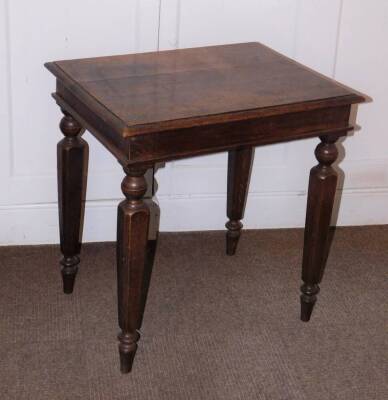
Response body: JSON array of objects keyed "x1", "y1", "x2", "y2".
[
  {"x1": 226, "y1": 220, "x2": 243, "y2": 255},
  {"x1": 301, "y1": 135, "x2": 339, "y2": 321},
  {"x1": 60, "y1": 256, "x2": 79, "y2": 294},
  {"x1": 226, "y1": 147, "x2": 253, "y2": 256},
  {"x1": 300, "y1": 283, "x2": 320, "y2": 322},
  {"x1": 118, "y1": 332, "x2": 140, "y2": 373}
]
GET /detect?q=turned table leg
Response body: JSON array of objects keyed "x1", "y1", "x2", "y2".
[
  {"x1": 57, "y1": 110, "x2": 89, "y2": 294},
  {"x1": 226, "y1": 147, "x2": 254, "y2": 255},
  {"x1": 117, "y1": 166, "x2": 154, "y2": 373},
  {"x1": 301, "y1": 135, "x2": 339, "y2": 321}
]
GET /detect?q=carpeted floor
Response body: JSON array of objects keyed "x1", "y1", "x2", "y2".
[{"x1": 0, "y1": 226, "x2": 387, "y2": 400}]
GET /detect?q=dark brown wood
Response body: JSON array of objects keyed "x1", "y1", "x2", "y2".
[
  {"x1": 117, "y1": 166, "x2": 152, "y2": 373},
  {"x1": 45, "y1": 42, "x2": 367, "y2": 373},
  {"x1": 226, "y1": 147, "x2": 254, "y2": 255},
  {"x1": 300, "y1": 135, "x2": 340, "y2": 321},
  {"x1": 45, "y1": 43, "x2": 365, "y2": 167},
  {"x1": 45, "y1": 43, "x2": 364, "y2": 137},
  {"x1": 57, "y1": 110, "x2": 88, "y2": 294},
  {"x1": 127, "y1": 105, "x2": 352, "y2": 165}
]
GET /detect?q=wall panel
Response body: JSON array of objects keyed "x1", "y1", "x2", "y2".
[
  {"x1": 0, "y1": 0, "x2": 161, "y2": 243},
  {"x1": 1, "y1": 0, "x2": 387, "y2": 244}
]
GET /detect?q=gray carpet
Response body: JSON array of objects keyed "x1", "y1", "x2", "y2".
[{"x1": 0, "y1": 226, "x2": 387, "y2": 400}]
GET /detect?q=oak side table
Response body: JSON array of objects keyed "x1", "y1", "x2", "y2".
[{"x1": 45, "y1": 42, "x2": 365, "y2": 374}]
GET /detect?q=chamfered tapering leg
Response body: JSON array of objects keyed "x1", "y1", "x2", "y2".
[
  {"x1": 301, "y1": 135, "x2": 339, "y2": 321},
  {"x1": 117, "y1": 166, "x2": 154, "y2": 373},
  {"x1": 226, "y1": 147, "x2": 254, "y2": 255},
  {"x1": 57, "y1": 110, "x2": 89, "y2": 294}
]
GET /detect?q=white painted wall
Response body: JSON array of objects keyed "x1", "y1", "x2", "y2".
[{"x1": 0, "y1": 0, "x2": 387, "y2": 244}]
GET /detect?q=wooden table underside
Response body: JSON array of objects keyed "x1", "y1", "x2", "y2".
[{"x1": 45, "y1": 42, "x2": 365, "y2": 374}]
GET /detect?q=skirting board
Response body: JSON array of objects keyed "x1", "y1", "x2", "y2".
[{"x1": 0, "y1": 188, "x2": 388, "y2": 245}]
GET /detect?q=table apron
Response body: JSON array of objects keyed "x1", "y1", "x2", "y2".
[
  {"x1": 54, "y1": 79, "x2": 352, "y2": 166},
  {"x1": 128, "y1": 105, "x2": 352, "y2": 164}
]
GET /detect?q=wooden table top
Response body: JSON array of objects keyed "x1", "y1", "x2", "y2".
[{"x1": 45, "y1": 42, "x2": 365, "y2": 137}]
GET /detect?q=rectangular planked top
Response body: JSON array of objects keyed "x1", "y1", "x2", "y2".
[{"x1": 45, "y1": 42, "x2": 365, "y2": 137}]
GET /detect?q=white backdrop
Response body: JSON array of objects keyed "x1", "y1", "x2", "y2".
[{"x1": 0, "y1": 0, "x2": 387, "y2": 244}]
